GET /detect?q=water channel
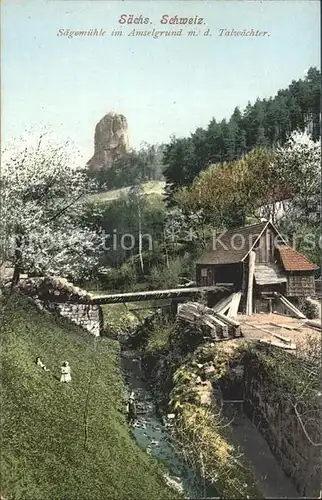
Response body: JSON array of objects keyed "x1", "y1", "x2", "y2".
[
  {"x1": 120, "y1": 342, "x2": 302, "y2": 500},
  {"x1": 120, "y1": 347, "x2": 219, "y2": 499}
]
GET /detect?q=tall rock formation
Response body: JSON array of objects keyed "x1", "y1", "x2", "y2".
[{"x1": 87, "y1": 112, "x2": 129, "y2": 170}]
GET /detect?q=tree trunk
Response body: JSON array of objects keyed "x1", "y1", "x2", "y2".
[
  {"x1": 138, "y1": 203, "x2": 144, "y2": 274},
  {"x1": 163, "y1": 226, "x2": 170, "y2": 269},
  {"x1": 10, "y1": 235, "x2": 23, "y2": 291}
]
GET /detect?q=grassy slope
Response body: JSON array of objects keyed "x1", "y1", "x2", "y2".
[
  {"x1": 89, "y1": 180, "x2": 165, "y2": 203},
  {"x1": 0, "y1": 295, "x2": 176, "y2": 500}
]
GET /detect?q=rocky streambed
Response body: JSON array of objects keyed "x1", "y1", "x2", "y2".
[
  {"x1": 118, "y1": 320, "x2": 302, "y2": 500},
  {"x1": 120, "y1": 348, "x2": 219, "y2": 499}
]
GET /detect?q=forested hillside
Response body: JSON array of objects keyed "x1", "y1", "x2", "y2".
[
  {"x1": 164, "y1": 67, "x2": 320, "y2": 200},
  {"x1": 89, "y1": 142, "x2": 165, "y2": 192},
  {"x1": 82, "y1": 68, "x2": 320, "y2": 292},
  {"x1": 87, "y1": 68, "x2": 319, "y2": 199}
]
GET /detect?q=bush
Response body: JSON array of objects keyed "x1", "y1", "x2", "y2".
[
  {"x1": 298, "y1": 298, "x2": 319, "y2": 319},
  {"x1": 149, "y1": 259, "x2": 183, "y2": 290},
  {"x1": 101, "y1": 262, "x2": 138, "y2": 292}
]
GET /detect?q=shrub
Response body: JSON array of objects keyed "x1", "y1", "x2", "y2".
[
  {"x1": 149, "y1": 259, "x2": 183, "y2": 290},
  {"x1": 298, "y1": 298, "x2": 319, "y2": 319},
  {"x1": 101, "y1": 262, "x2": 138, "y2": 292}
]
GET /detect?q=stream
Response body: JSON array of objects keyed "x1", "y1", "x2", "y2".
[
  {"x1": 120, "y1": 345, "x2": 301, "y2": 500},
  {"x1": 120, "y1": 348, "x2": 219, "y2": 499}
]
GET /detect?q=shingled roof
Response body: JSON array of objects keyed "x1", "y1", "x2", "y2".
[
  {"x1": 196, "y1": 222, "x2": 269, "y2": 265},
  {"x1": 196, "y1": 221, "x2": 319, "y2": 273},
  {"x1": 278, "y1": 245, "x2": 319, "y2": 272}
]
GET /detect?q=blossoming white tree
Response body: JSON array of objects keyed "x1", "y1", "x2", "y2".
[
  {"x1": 274, "y1": 130, "x2": 321, "y2": 264},
  {"x1": 275, "y1": 130, "x2": 321, "y2": 217},
  {"x1": 1, "y1": 130, "x2": 102, "y2": 285}
]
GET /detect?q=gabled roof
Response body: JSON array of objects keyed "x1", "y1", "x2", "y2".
[
  {"x1": 196, "y1": 221, "x2": 319, "y2": 272},
  {"x1": 278, "y1": 245, "x2": 319, "y2": 272},
  {"x1": 196, "y1": 221, "x2": 275, "y2": 265}
]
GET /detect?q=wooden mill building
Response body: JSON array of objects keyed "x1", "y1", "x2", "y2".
[{"x1": 196, "y1": 221, "x2": 319, "y2": 313}]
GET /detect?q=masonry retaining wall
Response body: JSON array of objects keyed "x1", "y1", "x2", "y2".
[
  {"x1": 19, "y1": 277, "x2": 103, "y2": 337},
  {"x1": 34, "y1": 299, "x2": 103, "y2": 336},
  {"x1": 243, "y1": 354, "x2": 321, "y2": 497}
]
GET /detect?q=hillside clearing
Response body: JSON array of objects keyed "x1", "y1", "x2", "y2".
[
  {"x1": 89, "y1": 180, "x2": 166, "y2": 203},
  {"x1": 0, "y1": 295, "x2": 177, "y2": 500}
]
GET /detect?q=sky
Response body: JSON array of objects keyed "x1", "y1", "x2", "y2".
[{"x1": 1, "y1": 0, "x2": 320, "y2": 162}]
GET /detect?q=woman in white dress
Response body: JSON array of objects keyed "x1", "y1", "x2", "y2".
[{"x1": 60, "y1": 361, "x2": 71, "y2": 383}]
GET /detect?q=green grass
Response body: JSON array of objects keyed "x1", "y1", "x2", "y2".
[
  {"x1": 89, "y1": 180, "x2": 165, "y2": 203},
  {"x1": 144, "y1": 319, "x2": 174, "y2": 354},
  {"x1": 0, "y1": 295, "x2": 177, "y2": 500},
  {"x1": 100, "y1": 303, "x2": 141, "y2": 336},
  {"x1": 100, "y1": 301, "x2": 173, "y2": 337}
]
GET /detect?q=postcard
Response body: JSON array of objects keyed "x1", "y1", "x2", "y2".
[{"x1": 1, "y1": 1, "x2": 320, "y2": 499}]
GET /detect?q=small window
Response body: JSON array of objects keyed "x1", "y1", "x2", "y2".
[{"x1": 201, "y1": 268, "x2": 208, "y2": 277}]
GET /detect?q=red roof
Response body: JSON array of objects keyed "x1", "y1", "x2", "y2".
[{"x1": 278, "y1": 245, "x2": 319, "y2": 272}]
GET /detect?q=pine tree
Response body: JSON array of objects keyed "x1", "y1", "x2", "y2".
[{"x1": 163, "y1": 67, "x2": 320, "y2": 203}]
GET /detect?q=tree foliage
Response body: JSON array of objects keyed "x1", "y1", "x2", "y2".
[
  {"x1": 1, "y1": 130, "x2": 102, "y2": 283},
  {"x1": 276, "y1": 131, "x2": 321, "y2": 265},
  {"x1": 174, "y1": 147, "x2": 275, "y2": 228},
  {"x1": 164, "y1": 67, "x2": 320, "y2": 202},
  {"x1": 88, "y1": 142, "x2": 165, "y2": 191},
  {"x1": 88, "y1": 188, "x2": 166, "y2": 271},
  {"x1": 172, "y1": 130, "x2": 321, "y2": 265}
]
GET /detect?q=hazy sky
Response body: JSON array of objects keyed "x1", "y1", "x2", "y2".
[{"x1": 1, "y1": 0, "x2": 320, "y2": 161}]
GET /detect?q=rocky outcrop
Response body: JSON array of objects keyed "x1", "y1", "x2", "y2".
[{"x1": 87, "y1": 112, "x2": 129, "y2": 171}]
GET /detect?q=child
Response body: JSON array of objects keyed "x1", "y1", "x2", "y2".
[
  {"x1": 35, "y1": 356, "x2": 50, "y2": 372},
  {"x1": 60, "y1": 361, "x2": 71, "y2": 383}
]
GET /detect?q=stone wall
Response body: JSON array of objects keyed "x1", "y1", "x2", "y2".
[
  {"x1": 36, "y1": 301, "x2": 103, "y2": 337},
  {"x1": 19, "y1": 277, "x2": 103, "y2": 337},
  {"x1": 243, "y1": 353, "x2": 321, "y2": 497}
]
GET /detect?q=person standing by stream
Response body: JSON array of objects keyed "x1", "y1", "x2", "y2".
[
  {"x1": 126, "y1": 391, "x2": 137, "y2": 427},
  {"x1": 60, "y1": 361, "x2": 71, "y2": 383}
]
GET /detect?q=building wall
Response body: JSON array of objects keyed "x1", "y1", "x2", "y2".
[
  {"x1": 287, "y1": 272, "x2": 315, "y2": 297},
  {"x1": 196, "y1": 265, "x2": 216, "y2": 287},
  {"x1": 196, "y1": 263, "x2": 242, "y2": 288},
  {"x1": 253, "y1": 228, "x2": 277, "y2": 264}
]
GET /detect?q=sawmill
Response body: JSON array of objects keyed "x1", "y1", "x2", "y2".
[{"x1": 177, "y1": 221, "x2": 320, "y2": 349}]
